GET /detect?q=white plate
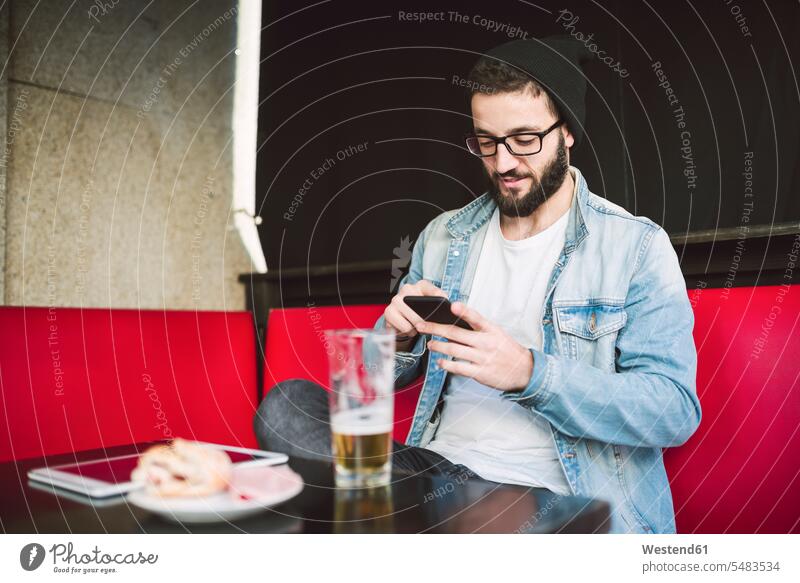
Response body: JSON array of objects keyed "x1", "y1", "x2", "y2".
[{"x1": 127, "y1": 465, "x2": 304, "y2": 524}]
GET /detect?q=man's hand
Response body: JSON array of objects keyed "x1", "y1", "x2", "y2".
[
  {"x1": 416, "y1": 301, "x2": 533, "y2": 392},
  {"x1": 383, "y1": 279, "x2": 449, "y2": 351}
]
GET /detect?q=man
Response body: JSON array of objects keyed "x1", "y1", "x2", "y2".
[{"x1": 254, "y1": 36, "x2": 700, "y2": 534}]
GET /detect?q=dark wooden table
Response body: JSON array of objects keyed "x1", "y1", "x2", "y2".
[{"x1": 0, "y1": 443, "x2": 610, "y2": 533}]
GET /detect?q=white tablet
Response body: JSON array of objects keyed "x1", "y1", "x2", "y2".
[{"x1": 28, "y1": 442, "x2": 289, "y2": 499}]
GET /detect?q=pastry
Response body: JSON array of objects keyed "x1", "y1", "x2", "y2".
[{"x1": 131, "y1": 439, "x2": 232, "y2": 497}]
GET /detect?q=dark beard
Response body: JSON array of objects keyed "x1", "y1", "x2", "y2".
[{"x1": 484, "y1": 132, "x2": 569, "y2": 218}]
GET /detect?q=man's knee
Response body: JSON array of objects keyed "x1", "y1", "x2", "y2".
[
  {"x1": 257, "y1": 378, "x2": 307, "y2": 421},
  {"x1": 253, "y1": 378, "x2": 324, "y2": 447},
  {"x1": 253, "y1": 378, "x2": 332, "y2": 457}
]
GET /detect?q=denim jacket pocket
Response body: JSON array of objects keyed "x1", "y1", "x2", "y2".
[
  {"x1": 553, "y1": 303, "x2": 627, "y2": 369},
  {"x1": 394, "y1": 354, "x2": 415, "y2": 376},
  {"x1": 420, "y1": 407, "x2": 441, "y2": 445}
]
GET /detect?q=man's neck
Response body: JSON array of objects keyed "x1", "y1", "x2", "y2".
[{"x1": 499, "y1": 169, "x2": 575, "y2": 241}]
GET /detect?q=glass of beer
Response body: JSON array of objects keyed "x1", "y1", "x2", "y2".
[{"x1": 324, "y1": 328, "x2": 395, "y2": 488}]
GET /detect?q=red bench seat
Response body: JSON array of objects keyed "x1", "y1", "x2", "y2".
[
  {"x1": 1, "y1": 284, "x2": 797, "y2": 534},
  {"x1": 262, "y1": 304, "x2": 423, "y2": 442},
  {"x1": 262, "y1": 286, "x2": 800, "y2": 533},
  {"x1": 663, "y1": 285, "x2": 800, "y2": 533},
  {"x1": 0, "y1": 307, "x2": 258, "y2": 462}
]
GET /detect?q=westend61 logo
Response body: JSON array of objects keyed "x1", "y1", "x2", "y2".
[{"x1": 19, "y1": 542, "x2": 158, "y2": 574}]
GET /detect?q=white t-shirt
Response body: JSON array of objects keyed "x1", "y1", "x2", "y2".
[{"x1": 426, "y1": 197, "x2": 572, "y2": 495}]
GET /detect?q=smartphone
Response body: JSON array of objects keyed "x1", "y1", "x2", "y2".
[{"x1": 402, "y1": 296, "x2": 474, "y2": 330}]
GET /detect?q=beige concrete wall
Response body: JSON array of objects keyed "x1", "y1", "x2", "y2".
[
  {"x1": 0, "y1": 1, "x2": 8, "y2": 300},
  {"x1": 2, "y1": 0, "x2": 253, "y2": 310}
]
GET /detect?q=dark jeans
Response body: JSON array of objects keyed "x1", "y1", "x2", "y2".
[{"x1": 253, "y1": 378, "x2": 482, "y2": 481}]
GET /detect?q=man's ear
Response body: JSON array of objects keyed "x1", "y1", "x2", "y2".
[{"x1": 562, "y1": 127, "x2": 575, "y2": 149}]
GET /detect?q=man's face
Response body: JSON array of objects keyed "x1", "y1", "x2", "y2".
[{"x1": 471, "y1": 90, "x2": 573, "y2": 217}]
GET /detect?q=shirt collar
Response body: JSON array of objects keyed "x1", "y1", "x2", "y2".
[{"x1": 446, "y1": 165, "x2": 590, "y2": 249}]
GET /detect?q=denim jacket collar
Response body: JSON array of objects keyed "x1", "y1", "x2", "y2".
[{"x1": 445, "y1": 165, "x2": 590, "y2": 253}]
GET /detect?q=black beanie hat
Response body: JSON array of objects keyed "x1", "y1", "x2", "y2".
[{"x1": 480, "y1": 35, "x2": 594, "y2": 146}]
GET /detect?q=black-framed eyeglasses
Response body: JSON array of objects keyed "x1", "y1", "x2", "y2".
[{"x1": 465, "y1": 119, "x2": 564, "y2": 157}]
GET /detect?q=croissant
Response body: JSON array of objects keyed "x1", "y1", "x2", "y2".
[{"x1": 131, "y1": 439, "x2": 232, "y2": 497}]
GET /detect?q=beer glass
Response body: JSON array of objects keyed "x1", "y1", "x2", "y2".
[{"x1": 324, "y1": 328, "x2": 395, "y2": 488}]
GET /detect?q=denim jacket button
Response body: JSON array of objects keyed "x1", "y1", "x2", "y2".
[{"x1": 453, "y1": 250, "x2": 460, "y2": 257}]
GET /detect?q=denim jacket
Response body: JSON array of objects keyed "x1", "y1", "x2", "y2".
[{"x1": 374, "y1": 165, "x2": 701, "y2": 534}]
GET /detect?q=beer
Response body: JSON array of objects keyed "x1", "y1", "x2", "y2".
[
  {"x1": 324, "y1": 328, "x2": 395, "y2": 488},
  {"x1": 331, "y1": 406, "x2": 392, "y2": 487}
]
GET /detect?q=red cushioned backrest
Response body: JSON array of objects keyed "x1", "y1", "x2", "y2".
[
  {"x1": 263, "y1": 289, "x2": 800, "y2": 534},
  {"x1": 665, "y1": 285, "x2": 800, "y2": 533},
  {"x1": 262, "y1": 305, "x2": 423, "y2": 441},
  {"x1": 0, "y1": 307, "x2": 258, "y2": 462}
]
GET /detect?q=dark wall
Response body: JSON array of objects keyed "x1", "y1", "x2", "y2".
[{"x1": 255, "y1": 0, "x2": 799, "y2": 272}]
